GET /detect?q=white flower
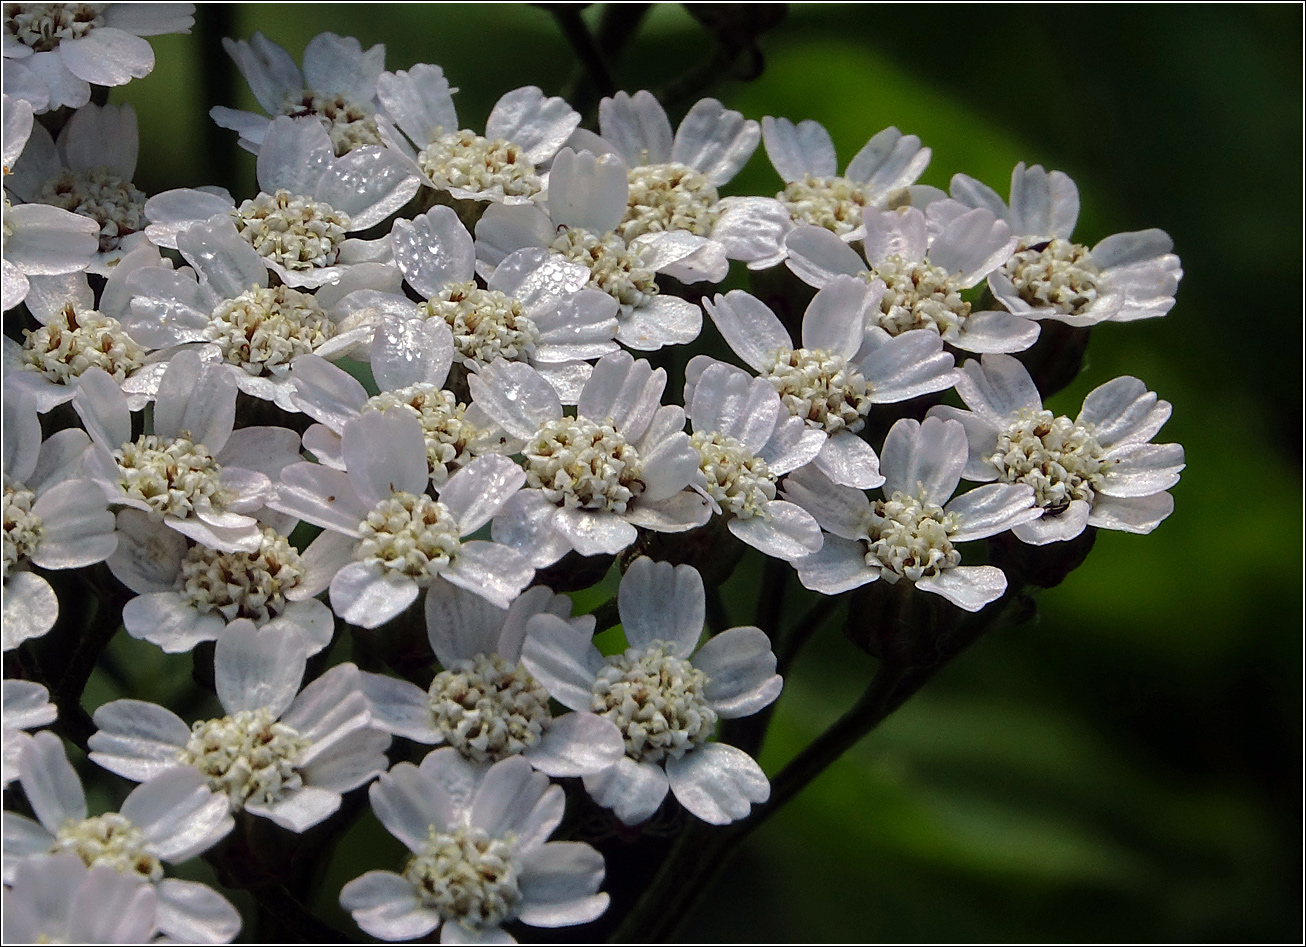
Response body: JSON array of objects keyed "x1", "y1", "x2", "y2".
[
  {"x1": 760, "y1": 116, "x2": 931, "y2": 251},
  {"x1": 392, "y1": 205, "x2": 619, "y2": 401},
  {"x1": 144, "y1": 115, "x2": 418, "y2": 288},
  {"x1": 4, "y1": 730, "x2": 240, "y2": 944},
  {"x1": 291, "y1": 315, "x2": 517, "y2": 486},
  {"x1": 3, "y1": 853, "x2": 159, "y2": 943},
  {"x1": 686, "y1": 360, "x2": 826, "y2": 561},
  {"x1": 783, "y1": 416, "x2": 1040, "y2": 611},
  {"x1": 476, "y1": 147, "x2": 708, "y2": 350},
  {"x1": 89, "y1": 620, "x2": 390, "y2": 833},
  {"x1": 361, "y1": 581, "x2": 626, "y2": 778},
  {"x1": 377, "y1": 64, "x2": 579, "y2": 205},
  {"x1": 2, "y1": 4, "x2": 195, "y2": 111},
  {"x1": 340, "y1": 748, "x2": 609, "y2": 942},
  {"x1": 2, "y1": 268, "x2": 155, "y2": 412},
  {"x1": 928, "y1": 354, "x2": 1184, "y2": 543},
  {"x1": 72, "y1": 350, "x2": 294, "y2": 553},
  {"x1": 104, "y1": 509, "x2": 334, "y2": 654},
  {"x1": 522, "y1": 557, "x2": 780, "y2": 825},
  {"x1": 697, "y1": 274, "x2": 955, "y2": 487},
  {"x1": 5, "y1": 102, "x2": 149, "y2": 273},
  {"x1": 2, "y1": 679, "x2": 56, "y2": 785},
  {"x1": 949, "y1": 162, "x2": 1183, "y2": 326},
  {"x1": 786, "y1": 204, "x2": 1041, "y2": 353},
  {"x1": 3, "y1": 384, "x2": 116, "y2": 651},
  {"x1": 472, "y1": 351, "x2": 708, "y2": 566},
  {"x1": 271, "y1": 410, "x2": 534, "y2": 627},
  {"x1": 596, "y1": 91, "x2": 792, "y2": 277},
  {"x1": 212, "y1": 31, "x2": 385, "y2": 156},
  {"x1": 121, "y1": 215, "x2": 362, "y2": 410}
]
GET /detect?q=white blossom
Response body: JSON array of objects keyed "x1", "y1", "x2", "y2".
[
  {"x1": 3, "y1": 853, "x2": 159, "y2": 944},
  {"x1": 2, "y1": 679, "x2": 56, "y2": 785},
  {"x1": 522, "y1": 557, "x2": 781, "y2": 825},
  {"x1": 340, "y1": 749, "x2": 609, "y2": 941},
  {"x1": 928, "y1": 354, "x2": 1184, "y2": 543}
]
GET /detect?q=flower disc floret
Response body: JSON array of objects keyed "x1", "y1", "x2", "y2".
[
  {"x1": 524, "y1": 416, "x2": 645, "y2": 513},
  {"x1": 404, "y1": 825, "x2": 522, "y2": 931},
  {"x1": 617, "y1": 162, "x2": 720, "y2": 242},
  {"x1": 417, "y1": 128, "x2": 541, "y2": 198},
  {"x1": 206, "y1": 284, "x2": 334, "y2": 375},
  {"x1": 113, "y1": 433, "x2": 231, "y2": 519},
  {"x1": 760, "y1": 346, "x2": 872, "y2": 435},
  {"x1": 862, "y1": 491, "x2": 962, "y2": 582},
  {"x1": 990, "y1": 408, "x2": 1109, "y2": 514},
  {"x1": 550, "y1": 226, "x2": 659, "y2": 309},
  {"x1": 176, "y1": 707, "x2": 310, "y2": 809},
  {"x1": 2, "y1": 479, "x2": 42, "y2": 576},
  {"x1": 179, "y1": 527, "x2": 305, "y2": 622},
  {"x1": 231, "y1": 189, "x2": 350, "y2": 271},
  {"x1": 428, "y1": 653, "x2": 553, "y2": 764},
  {"x1": 417, "y1": 282, "x2": 539, "y2": 366},
  {"x1": 357, "y1": 492, "x2": 461, "y2": 580},
  {"x1": 779, "y1": 175, "x2": 873, "y2": 235},
  {"x1": 51, "y1": 812, "x2": 163, "y2": 882},
  {"x1": 36, "y1": 167, "x2": 147, "y2": 252},
  {"x1": 1001, "y1": 238, "x2": 1102, "y2": 316},
  {"x1": 363, "y1": 386, "x2": 492, "y2": 485},
  {"x1": 691, "y1": 430, "x2": 776, "y2": 518},
  {"x1": 279, "y1": 90, "x2": 382, "y2": 156},
  {"x1": 21, "y1": 305, "x2": 145, "y2": 384},
  {"x1": 872, "y1": 254, "x2": 972, "y2": 338},
  {"x1": 5, "y1": 3, "x2": 105, "y2": 51},
  {"x1": 592, "y1": 643, "x2": 717, "y2": 763}
]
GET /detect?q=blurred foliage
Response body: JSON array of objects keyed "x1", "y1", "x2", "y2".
[{"x1": 98, "y1": 4, "x2": 1301, "y2": 942}]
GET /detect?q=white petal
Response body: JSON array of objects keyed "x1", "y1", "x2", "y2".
[
  {"x1": 599, "y1": 90, "x2": 672, "y2": 166},
  {"x1": 330, "y1": 561, "x2": 420, "y2": 629},
  {"x1": 2, "y1": 572, "x2": 59, "y2": 650},
  {"x1": 711, "y1": 196, "x2": 791, "y2": 265},
  {"x1": 813, "y1": 432, "x2": 884, "y2": 490},
  {"x1": 794, "y1": 535, "x2": 879, "y2": 595},
  {"x1": 70, "y1": 864, "x2": 161, "y2": 943},
  {"x1": 468, "y1": 360, "x2": 561, "y2": 440},
  {"x1": 152, "y1": 353, "x2": 236, "y2": 452},
  {"x1": 523, "y1": 712, "x2": 625, "y2": 778},
  {"x1": 1011, "y1": 500, "x2": 1092, "y2": 545},
  {"x1": 245, "y1": 785, "x2": 342, "y2": 832},
  {"x1": 342, "y1": 410, "x2": 430, "y2": 507},
  {"x1": 615, "y1": 294, "x2": 702, "y2": 351},
  {"x1": 121, "y1": 592, "x2": 222, "y2": 653},
  {"x1": 20, "y1": 731, "x2": 86, "y2": 831},
  {"x1": 1077, "y1": 376, "x2": 1170, "y2": 449},
  {"x1": 490, "y1": 489, "x2": 573, "y2": 568},
  {"x1": 666, "y1": 742, "x2": 769, "y2": 824},
  {"x1": 120, "y1": 767, "x2": 232, "y2": 862},
  {"x1": 1098, "y1": 443, "x2": 1185, "y2": 498},
  {"x1": 59, "y1": 28, "x2": 153, "y2": 86},
  {"x1": 928, "y1": 207, "x2": 1016, "y2": 286},
  {"x1": 694, "y1": 625, "x2": 783, "y2": 719},
  {"x1": 376, "y1": 63, "x2": 457, "y2": 146},
  {"x1": 578, "y1": 351, "x2": 664, "y2": 442},
  {"x1": 214, "y1": 619, "x2": 308, "y2": 717},
  {"x1": 618, "y1": 556, "x2": 704, "y2": 657},
  {"x1": 784, "y1": 223, "x2": 866, "y2": 288},
  {"x1": 1085, "y1": 491, "x2": 1174, "y2": 535},
  {"x1": 486, "y1": 86, "x2": 579, "y2": 166},
  {"x1": 915, "y1": 565, "x2": 1007, "y2": 612},
  {"x1": 438, "y1": 455, "x2": 525, "y2": 534},
  {"x1": 549, "y1": 508, "x2": 635, "y2": 557},
  {"x1": 801, "y1": 275, "x2": 871, "y2": 357},
  {"x1": 154, "y1": 878, "x2": 243, "y2": 945},
  {"x1": 847, "y1": 127, "x2": 931, "y2": 198},
  {"x1": 701, "y1": 291, "x2": 789, "y2": 372},
  {"x1": 582, "y1": 756, "x2": 669, "y2": 825},
  {"x1": 880, "y1": 416, "x2": 966, "y2": 505},
  {"x1": 392, "y1": 205, "x2": 475, "y2": 298},
  {"x1": 728, "y1": 501, "x2": 822, "y2": 561},
  {"x1": 781, "y1": 464, "x2": 871, "y2": 538},
  {"x1": 442, "y1": 540, "x2": 535, "y2": 610},
  {"x1": 516, "y1": 842, "x2": 610, "y2": 927},
  {"x1": 88, "y1": 698, "x2": 190, "y2": 782},
  {"x1": 521, "y1": 613, "x2": 604, "y2": 712},
  {"x1": 341, "y1": 870, "x2": 440, "y2": 941},
  {"x1": 862, "y1": 206, "x2": 928, "y2": 268},
  {"x1": 860, "y1": 328, "x2": 955, "y2": 404},
  {"x1": 762, "y1": 116, "x2": 835, "y2": 181},
  {"x1": 671, "y1": 99, "x2": 758, "y2": 185},
  {"x1": 360, "y1": 672, "x2": 439, "y2": 743},
  {"x1": 946, "y1": 483, "x2": 1039, "y2": 542},
  {"x1": 370, "y1": 763, "x2": 455, "y2": 852},
  {"x1": 548, "y1": 148, "x2": 628, "y2": 235}
]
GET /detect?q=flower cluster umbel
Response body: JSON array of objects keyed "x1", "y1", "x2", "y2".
[{"x1": 2, "y1": 13, "x2": 1182, "y2": 944}]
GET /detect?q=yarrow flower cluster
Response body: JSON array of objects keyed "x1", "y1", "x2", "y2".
[{"x1": 1, "y1": 12, "x2": 1184, "y2": 944}]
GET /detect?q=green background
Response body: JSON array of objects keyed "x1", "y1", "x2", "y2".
[{"x1": 104, "y1": 4, "x2": 1301, "y2": 942}]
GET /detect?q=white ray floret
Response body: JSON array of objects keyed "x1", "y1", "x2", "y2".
[
  {"x1": 391, "y1": 204, "x2": 619, "y2": 400},
  {"x1": 686, "y1": 361, "x2": 827, "y2": 561},
  {"x1": 3, "y1": 384, "x2": 117, "y2": 651},
  {"x1": 594, "y1": 90, "x2": 793, "y2": 278},
  {"x1": 948, "y1": 162, "x2": 1183, "y2": 326},
  {"x1": 784, "y1": 416, "x2": 1040, "y2": 611},
  {"x1": 360, "y1": 582, "x2": 625, "y2": 777},
  {"x1": 474, "y1": 351, "x2": 708, "y2": 567},
  {"x1": 377, "y1": 63, "x2": 580, "y2": 205},
  {"x1": 4, "y1": 730, "x2": 240, "y2": 944},
  {"x1": 72, "y1": 350, "x2": 299, "y2": 553},
  {"x1": 697, "y1": 274, "x2": 956, "y2": 488},
  {"x1": 1, "y1": 4, "x2": 195, "y2": 112},
  {"x1": 785, "y1": 204, "x2": 1041, "y2": 354},
  {"x1": 89, "y1": 620, "x2": 390, "y2": 833},
  {"x1": 760, "y1": 116, "x2": 932, "y2": 254},
  {"x1": 212, "y1": 31, "x2": 386, "y2": 155},
  {"x1": 270, "y1": 410, "x2": 534, "y2": 627},
  {"x1": 522, "y1": 557, "x2": 781, "y2": 825},
  {"x1": 341, "y1": 748, "x2": 609, "y2": 942},
  {"x1": 144, "y1": 115, "x2": 418, "y2": 288},
  {"x1": 5, "y1": 102, "x2": 150, "y2": 273},
  {"x1": 928, "y1": 354, "x2": 1184, "y2": 543},
  {"x1": 476, "y1": 147, "x2": 709, "y2": 350}
]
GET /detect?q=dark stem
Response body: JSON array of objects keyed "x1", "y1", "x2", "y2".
[
  {"x1": 754, "y1": 556, "x2": 788, "y2": 635},
  {"x1": 551, "y1": 6, "x2": 617, "y2": 118},
  {"x1": 705, "y1": 582, "x2": 729, "y2": 635},
  {"x1": 195, "y1": 4, "x2": 241, "y2": 196}
]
